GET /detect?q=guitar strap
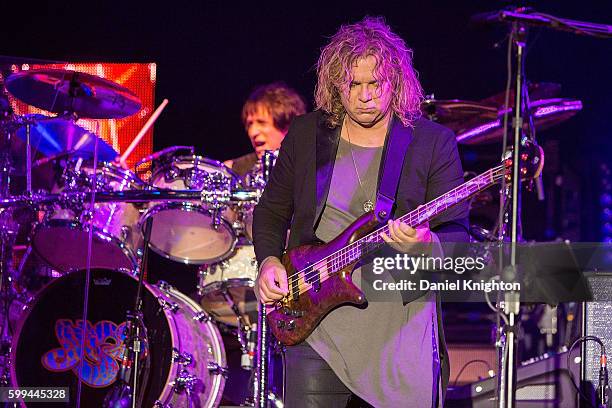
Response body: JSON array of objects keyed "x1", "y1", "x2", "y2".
[{"x1": 374, "y1": 119, "x2": 414, "y2": 222}]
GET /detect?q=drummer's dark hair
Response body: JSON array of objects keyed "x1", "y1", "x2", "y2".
[{"x1": 241, "y1": 82, "x2": 307, "y2": 132}]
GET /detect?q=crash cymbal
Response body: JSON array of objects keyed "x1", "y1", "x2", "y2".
[
  {"x1": 5, "y1": 69, "x2": 141, "y2": 119},
  {"x1": 14, "y1": 115, "x2": 117, "y2": 161},
  {"x1": 479, "y1": 82, "x2": 562, "y2": 108},
  {"x1": 421, "y1": 98, "x2": 499, "y2": 134},
  {"x1": 456, "y1": 98, "x2": 582, "y2": 145}
]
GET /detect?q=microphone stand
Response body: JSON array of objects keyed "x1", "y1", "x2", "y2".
[{"x1": 497, "y1": 19, "x2": 528, "y2": 408}]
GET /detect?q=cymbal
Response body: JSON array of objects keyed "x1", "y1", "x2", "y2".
[
  {"x1": 456, "y1": 98, "x2": 582, "y2": 145},
  {"x1": 421, "y1": 99, "x2": 499, "y2": 134},
  {"x1": 14, "y1": 115, "x2": 117, "y2": 161},
  {"x1": 479, "y1": 82, "x2": 562, "y2": 109},
  {"x1": 5, "y1": 69, "x2": 141, "y2": 119}
]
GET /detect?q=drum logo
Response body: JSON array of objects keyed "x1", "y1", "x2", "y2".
[{"x1": 42, "y1": 319, "x2": 129, "y2": 388}]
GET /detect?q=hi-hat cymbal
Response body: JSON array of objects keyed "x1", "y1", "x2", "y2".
[
  {"x1": 14, "y1": 115, "x2": 117, "y2": 161},
  {"x1": 5, "y1": 69, "x2": 141, "y2": 119}
]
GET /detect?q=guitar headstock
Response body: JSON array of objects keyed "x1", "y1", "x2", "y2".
[{"x1": 502, "y1": 139, "x2": 545, "y2": 182}]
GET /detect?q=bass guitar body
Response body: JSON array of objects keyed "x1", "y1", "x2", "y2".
[{"x1": 268, "y1": 211, "x2": 379, "y2": 345}]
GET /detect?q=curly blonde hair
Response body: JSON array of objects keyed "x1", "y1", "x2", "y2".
[{"x1": 315, "y1": 16, "x2": 423, "y2": 128}]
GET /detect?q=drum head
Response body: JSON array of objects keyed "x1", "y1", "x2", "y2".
[
  {"x1": 32, "y1": 222, "x2": 135, "y2": 273},
  {"x1": 146, "y1": 206, "x2": 236, "y2": 264},
  {"x1": 11, "y1": 269, "x2": 171, "y2": 407}
]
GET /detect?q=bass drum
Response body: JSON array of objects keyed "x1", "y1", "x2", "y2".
[{"x1": 11, "y1": 269, "x2": 226, "y2": 407}]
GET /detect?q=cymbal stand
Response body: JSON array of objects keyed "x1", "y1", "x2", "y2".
[{"x1": 0, "y1": 109, "x2": 19, "y2": 387}]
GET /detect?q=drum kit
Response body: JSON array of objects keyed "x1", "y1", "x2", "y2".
[{"x1": 0, "y1": 68, "x2": 274, "y2": 407}]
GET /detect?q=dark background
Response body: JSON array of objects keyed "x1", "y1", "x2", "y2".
[
  {"x1": 2, "y1": 1, "x2": 611, "y2": 381},
  {"x1": 2, "y1": 0, "x2": 611, "y2": 240}
]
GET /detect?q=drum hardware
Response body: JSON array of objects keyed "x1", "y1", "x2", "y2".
[
  {"x1": 134, "y1": 145, "x2": 194, "y2": 170},
  {"x1": 193, "y1": 310, "x2": 212, "y2": 323},
  {"x1": 173, "y1": 349, "x2": 194, "y2": 366}
]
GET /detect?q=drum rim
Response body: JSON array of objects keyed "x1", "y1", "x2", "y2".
[
  {"x1": 154, "y1": 281, "x2": 226, "y2": 407},
  {"x1": 200, "y1": 277, "x2": 255, "y2": 295},
  {"x1": 70, "y1": 160, "x2": 147, "y2": 188},
  {"x1": 139, "y1": 202, "x2": 238, "y2": 265},
  {"x1": 30, "y1": 219, "x2": 139, "y2": 273},
  {"x1": 150, "y1": 155, "x2": 241, "y2": 185}
]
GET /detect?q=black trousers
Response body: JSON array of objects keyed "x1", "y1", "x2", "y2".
[{"x1": 283, "y1": 342, "x2": 374, "y2": 408}]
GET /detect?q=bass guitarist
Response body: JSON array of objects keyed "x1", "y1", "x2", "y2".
[{"x1": 253, "y1": 16, "x2": 469, "y2": 408}]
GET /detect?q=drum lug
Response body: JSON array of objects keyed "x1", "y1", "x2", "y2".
[
  {"x1": 164, "y1": 168, "x2": 179, "y2": 184},
  {"x1": 156, "y1": 280, "x2": 173, "y2": 292},
  {"x1": 207, "y1": 362, "x2": 229, "y2": 377},
  {"x1": 156, "y1": 296, "x2": 180, "y2": 313},
  {"x1": 173, "y1": 369, "x2": 202, "y2": 394},
  {"x1": 120, "y1": 225, "x2": 131, "y2": 241},
  {"x1": 172, "y1": 348, "x2": 194, "y2": 366},
  {"x1": 193, "y1": 311, "x2": 211, "y2": 323},
  {"x1": 80, "y1": 209, "x2": 93, "y2": 223}
]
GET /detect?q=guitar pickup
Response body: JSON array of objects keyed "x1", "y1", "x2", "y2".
[
  {"x1": 291, "y1": 274, "x2": 300, "y2": 301},
  {"x1": 306, "y1": 269, "x2": 321, "y2": 292}
]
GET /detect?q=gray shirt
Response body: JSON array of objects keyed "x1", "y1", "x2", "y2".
[{"x1": 307, "y1": 137, "x2": 438, "y2": 408}]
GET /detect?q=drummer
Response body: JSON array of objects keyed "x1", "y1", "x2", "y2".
[{"x1": 225, "y1": 82, "x2": 306, "y2": 177}]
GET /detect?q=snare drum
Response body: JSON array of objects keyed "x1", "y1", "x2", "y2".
[
  {"x1": 199, "y1": 245, "x2": 259, "y2": 327},
  {"x1": 11, "y1": 269, "x2": 226, "y2": 407},
  {"x1": 141, "y1": 155, "x2": 240, "y2": 265},
  {"x1": 31, "y1": 160, "x2": 145, "y2": 273}
]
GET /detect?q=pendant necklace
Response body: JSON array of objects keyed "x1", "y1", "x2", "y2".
[{"x1": 345, "y1": 120, "x2": 376, "y2": 213}]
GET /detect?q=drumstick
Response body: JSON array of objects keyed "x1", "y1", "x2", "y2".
[{"x1": 117, "y1": 98, "x2": 169, "y2": 167}]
